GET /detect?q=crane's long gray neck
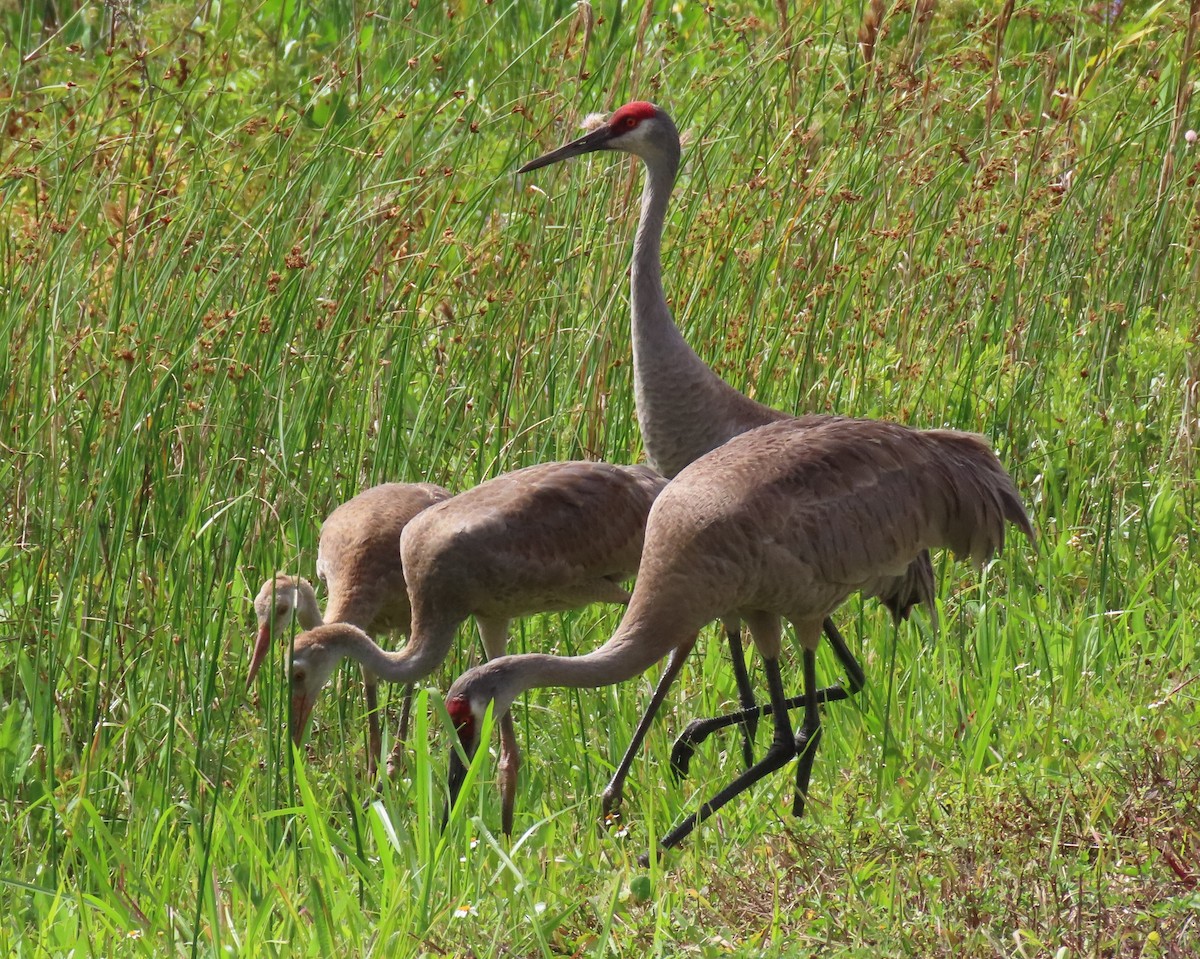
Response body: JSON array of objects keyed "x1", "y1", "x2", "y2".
[
  {"x1": 472, "y1": 593, "x2": 711, "y2": 718},
  {"x1": 629, "y1": 156, "x2": 683, "y2": 360},
  {"x1": 629, "y1": 143, "x2": 783, "y2": 478},
  {"x1": 344, "y1": 616, "x2": 457, "y2": 683}
]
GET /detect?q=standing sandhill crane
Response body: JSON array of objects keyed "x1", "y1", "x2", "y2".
[
  {"x1": 517, "y1": 100, "x2": 936, "y2": 793},
  {"x1": 249, "y1": 482, "x2": 450, "y2": 778},
  {"x1": 282, "y1": 460, "x2": 667, "y2": 835},
  {"x1": 445, "y1": 416, "x2": 1033, "y2": 853}
]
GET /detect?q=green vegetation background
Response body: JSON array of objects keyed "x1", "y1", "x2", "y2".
[{"x1": 1, "y1": 0, "x2": 1198, "y2": 955}]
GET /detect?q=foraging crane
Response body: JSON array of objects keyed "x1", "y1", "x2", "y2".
[
  {"x1": 446, "y1": 416, "x2": 1033, "y2": 853},
  {"x1": 516, "y1": 100, "x2": 937, "y2": 801},
  {"x1": 283, "y1": 460, "x2": 667, "y2": 835},
  {"x1": 249, "y1": 482, "x2": 451, "y2": 778}
]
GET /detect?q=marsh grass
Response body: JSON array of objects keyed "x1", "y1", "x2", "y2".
[{"x1": 2, "y1": 1, "x2": 1198, "y2": 955}]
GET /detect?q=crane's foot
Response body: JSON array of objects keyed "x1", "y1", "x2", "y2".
[
  {"x1": 669, "y1": 721, "x2": 704, "y2": 780},
  {"x1": 659, "y1": 654, "x2": 801, "y2": 852},
  {"x1": 658, "y1": 650, "x2": 830, "y2": 852},
  {"x1": 599, "y1": 776, "x2": 633, "y2": 840},
  {"x1": 599, "y1": 769, "x2": 638, "y2": 842},
  {"x1": 670, "y1": 616, "x2": 862, "y2": 779},
  {"x1": 669, "y1": 680, "x2": 850, "y2": 783},
  {"x1": 600, "y1": 637, "x2": 698, "y2": 833},
  {"x1": 600, "y1": 782, "x2": 624, "y2": 819},
  {"x1": 599, "y1": 806, "x2": 629, "y2": 841},
  {"x1": 661, "y1": 735, "x2": 799, "y2": 852}
]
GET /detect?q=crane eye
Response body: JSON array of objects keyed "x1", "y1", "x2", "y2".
[
  {"x1": 623, "y1": 116, "x2": 637, "y2": 130},
  {"x1": 275, "y1": 603, "x2": 288, "y2": 618},
  {"x1": 292, "y1": 670, "x2": 305, "y2": 685}
]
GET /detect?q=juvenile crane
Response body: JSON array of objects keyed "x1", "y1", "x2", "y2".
[
  {"x1": 249, "y1": 482, "x2": 450, "y2": 778},
  {"x1": 446, "y1": 417, "x2": 1033, "y2": 853},
  {"x1": 283, "y1": 460, "x2": 667, "y2": 834},
  {"x1": 517, "y1": 101, "x2": 937, "y2": 797}
]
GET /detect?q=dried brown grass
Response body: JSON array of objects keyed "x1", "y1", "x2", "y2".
[{"x1": 858, "y1": 0, "x2": 888, "y2": 68}]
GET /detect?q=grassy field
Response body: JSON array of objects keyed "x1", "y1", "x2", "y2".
[{"x1": 2, "y1": 0, "x2": 1199, "y2": 955}]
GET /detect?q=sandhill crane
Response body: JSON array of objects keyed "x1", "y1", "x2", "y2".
[
  {"x1": 445, "y1": 416, "x2": 1033, "y2": 853},
  {"x1": 517, "y1": 100, "x2": 937, "y2": 796},
  {"x1": 283, "y1": 460, "x2": 667, "y2": 834},
  {"x1": 249, "y1": 482, "x2": 450, "y2": 778}
]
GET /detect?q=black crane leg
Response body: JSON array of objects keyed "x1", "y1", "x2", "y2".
[
  {"x1": 396, "y1": 683, "x2": 415, "y2": 743},
  {"x1": 646, "y1": 654, "x2": 799, "y2": 862},
  {"x1": 724, "y1": 619, "x2": 758, "y2": 769},
  {"x1": 383, "y1": 683, "x2": 416, "y2": 781},
  {"x1": 670, "y1": 616, "x2": 864, "y2": 778},
  {"x1": 821, "y1": 617, "x2": 866, "y2": 694},
  {"x1": 600, "y1": 637, "x2": 696, "y2": 818},
  {"x1": 791, "y1": 646, "x2": 823, "y2": 818},
  {"x1": 364, "y1": 680, "x2": 382, "y2": 781}
]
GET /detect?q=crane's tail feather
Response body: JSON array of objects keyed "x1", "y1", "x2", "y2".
[
  {"x1": 927, "y1": 430, "x2": 1034, "y2": 566},
  {"x1": 876, "y1": 549, "x2": 937, "y2": 630},
  {"x1": 871, "y1": 430, "x2": 1032, "y2": 634}
]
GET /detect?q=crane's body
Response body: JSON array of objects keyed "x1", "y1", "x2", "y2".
[
  {"x1": 314, "y1": 482, "x2": 452, "y2": 629},
  {"x1": 401, "y1": 461, "x2": 662, "y2": 630}
]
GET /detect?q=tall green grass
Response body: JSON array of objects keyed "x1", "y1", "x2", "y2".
[{"x1": 2, "y1": 1, "x2": 1198, "y2": 955}]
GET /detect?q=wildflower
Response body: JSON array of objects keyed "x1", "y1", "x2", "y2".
[
  {"x1": 453, "y1": 902, "x2": 476, "y2": 918},
  {"x1": 460, "y1": 836, "x2": 480, "y2": 862}
]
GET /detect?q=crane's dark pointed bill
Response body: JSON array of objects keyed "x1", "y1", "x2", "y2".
[
  {"x1": 291, "y1": 693, "x2": 315, "y2": 745},
  {"x1": 445, "y1": 693, "x2": 477, "y2": 810},
  {"x1": 517, "y1": 125, "x2": 615, "y2": 173},
  {"x1": 247, "y1": 623, "x2": 272, "y2": 688},
  {"x1": 447, "y1": 749, "x2": 467, "y2": 808}
]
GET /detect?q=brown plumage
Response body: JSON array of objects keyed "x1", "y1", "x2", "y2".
[
  {"x1": 249, "y1": 481, "x2": 450, "y2": 777},
  {"x1": 446, "y1": 416, "x2": 1033, "y2": 853},
  {"x1": 284, "y1": 460, "x2": 667, "y2": 833}
]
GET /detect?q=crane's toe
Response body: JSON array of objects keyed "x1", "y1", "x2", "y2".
[
  {"x1": 669, "y1": 719, "x2": 708, "y2": 780},
  {"x1": 600, "y1": 783, "x2": 625, "y2": 821}
]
